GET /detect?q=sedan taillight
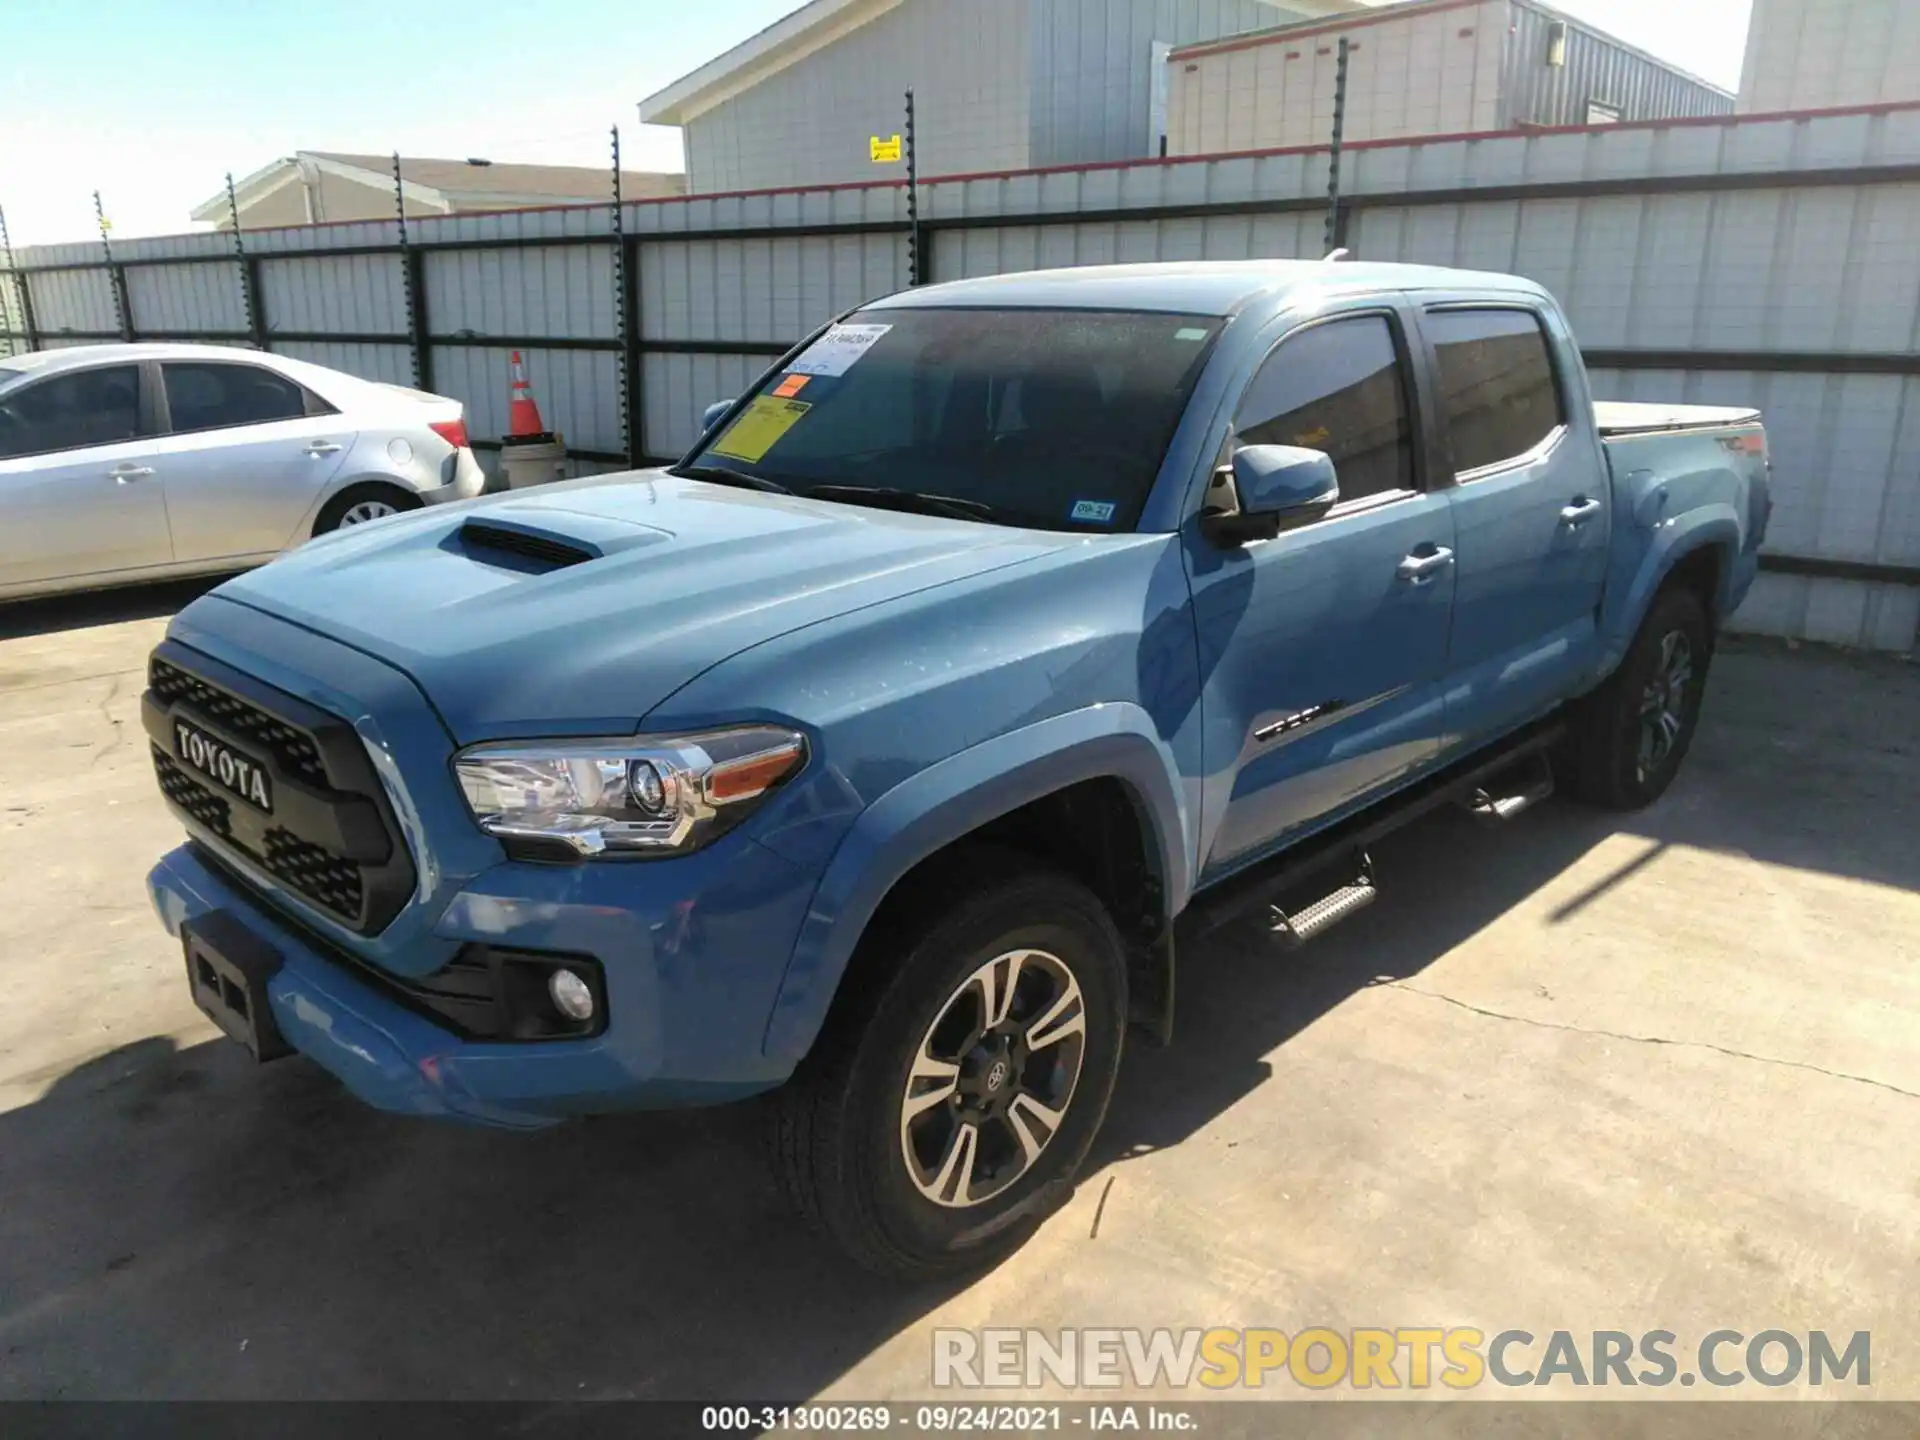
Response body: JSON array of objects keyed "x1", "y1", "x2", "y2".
[{"x1": 428, "y1": 417, "x2": 470, "y2": 450}]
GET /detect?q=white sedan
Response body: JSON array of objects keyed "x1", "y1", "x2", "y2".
[{"x1": 0, "y1": 342, "x2": 487, "y2": 601}]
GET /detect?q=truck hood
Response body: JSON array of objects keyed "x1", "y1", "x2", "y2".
[{"x1": 216, "y1": 471, "x2": 1068, "y2": 740}]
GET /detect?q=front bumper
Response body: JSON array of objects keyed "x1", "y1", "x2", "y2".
[{"x1": 148, "y1": 834, "x2": 814, "y2": 1128}]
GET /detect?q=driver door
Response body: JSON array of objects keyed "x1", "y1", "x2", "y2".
[{"x1": 1182, "y1": 303, "x2": 1457, "y2": 882}]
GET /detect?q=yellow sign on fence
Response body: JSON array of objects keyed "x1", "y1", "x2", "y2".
[{"x1": 870, "y1": 134, "x2": 902, "y2": 164}]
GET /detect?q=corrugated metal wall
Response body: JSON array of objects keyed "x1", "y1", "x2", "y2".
[
  {"x1": 4, "y1": 106, "x2": 1916, "y2": 650},
  {"x1": 1502, "y1": 0, "x2": 1734, "y2": 128},
  {"x1": 1739, "y1": 0, "x2": 1920, "y2": 114}
]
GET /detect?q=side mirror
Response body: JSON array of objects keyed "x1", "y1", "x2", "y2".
[
  {"x1": 1203, "y1": 444, "x2": 1340, "y2": 544},
  {"x1": 701, "y1": 399, "x2": 735, "y2": 433}
]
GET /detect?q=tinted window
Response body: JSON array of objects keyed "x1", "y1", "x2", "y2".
[
  {"x1": 1427, "y1": 308, "x2": 1565, "y2": 474},
  {"x1": 1235, "y1": 315, "x2": 1413, "y2": 503},
  {"x1": 0, "y1": 365, "x2": 141, "y2": 459},
  {"x1": 163, "y1": 362, "x2": 309, "y2": 434},
  {"x1": 691, "y1": 307, "x2": 1223, "y2": 532}
]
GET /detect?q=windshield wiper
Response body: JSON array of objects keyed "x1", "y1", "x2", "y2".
[
  {"x1": 804, "y1": 485, "x2": 1000, "y2": 523},
  {"x1": 673, "y1": 463, "x2": 793, "y2": 494}
]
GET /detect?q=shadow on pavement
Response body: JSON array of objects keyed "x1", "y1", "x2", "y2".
[{"x1": 0, "y1": 576, "x2": 232, "y2": 641}]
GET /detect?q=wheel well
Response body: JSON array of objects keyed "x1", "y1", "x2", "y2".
[
  {"x1": 876, "y1": 778, "x2": 1163, "y2": 946},
  {"x1": 312, "y1": 479, "x2": 420, "y2": 535},
  {"x1": 1664, "y1": 544, "x2": 1725, "y2": 623},
  {"x1": 822, "y1": 778, "x2": 1167, "y2": 1044}
]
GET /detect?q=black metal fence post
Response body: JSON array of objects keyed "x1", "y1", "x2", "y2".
[
  {"x1": 905, "y1": 88, "x2": 923, "y2": 286},
  {"x1": 1323, "y1": 36, "x2": 1352, "y2": 255},
  {"x1": 225, "y1": 171, "x2": 268, "y2": 351},
  {"x1": 96, "y1": 191, "x2": 134, "y2": 341},
  {"x1": 392, "y1": 153, "x2": 430, "y2": 390},
  {"x1": 612, "y1": 126, "x2": 642, "y2": 468},
  {"x1": 0, "y1": 204, "x2": 31, "y2": 355}
]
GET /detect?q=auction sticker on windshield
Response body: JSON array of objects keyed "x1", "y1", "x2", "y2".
[
  {"x1": 789, "y1": 323, "x2": 892, "y2": 377},
  {"x1": 710, "y1": 396, "x2": 811, "y2": 463}
]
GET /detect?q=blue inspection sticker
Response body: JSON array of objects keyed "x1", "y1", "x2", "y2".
[{"x1": 1069, "y1": 499, "x2": 1118, "y2": 524}]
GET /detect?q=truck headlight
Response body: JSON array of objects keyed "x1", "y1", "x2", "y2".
[{"x1": 453, "y1": 726, "x2": 807, "y2": 858}]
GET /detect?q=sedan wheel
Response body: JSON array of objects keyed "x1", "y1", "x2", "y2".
[{"x1": 339, "y1": 499, "x2": 398, "y2": 526}]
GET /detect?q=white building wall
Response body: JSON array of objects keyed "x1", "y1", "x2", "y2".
[
  {"x1": 681, "y1": 0, "x2": 1033, "y2": 194},
  {"x1": 1168, "y1": 0, "x2": 1508, "y2": 155},
  {"x1": 1738, "y1": 0, "x2": 1920, "y2": 114}
]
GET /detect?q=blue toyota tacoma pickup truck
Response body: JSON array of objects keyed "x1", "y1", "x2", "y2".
[{"x1": 144, "y1": 260, "x2": 1771, "y2": 1275}]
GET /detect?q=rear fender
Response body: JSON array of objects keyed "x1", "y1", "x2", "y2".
[
  {"x1": 760, "y1": 704, "x2": 1191, "y2": 1064},
  {"x1": 1596, "y1": 500, "x2": 1741, "y2": 679}
]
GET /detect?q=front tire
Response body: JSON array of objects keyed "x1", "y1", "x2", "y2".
[
  {"x1": 1560, "y1": 586, "x2": 1713, "y2": 810},
  {"x1": 770, "y1": 856, "x2": 1128, "y2": 1279}
]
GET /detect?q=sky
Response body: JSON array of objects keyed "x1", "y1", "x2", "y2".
[{"x1": 0, "y1": 0, "x2": 1754, "y2": 249}]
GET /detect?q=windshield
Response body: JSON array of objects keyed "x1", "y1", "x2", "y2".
[{"x1": 683, "y1": 306, "x2": 1224, "y2": 532}]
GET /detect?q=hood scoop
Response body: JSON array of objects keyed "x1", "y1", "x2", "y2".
[{"x1": 456, "y1": 518, "x2": 599, "y2": 571}]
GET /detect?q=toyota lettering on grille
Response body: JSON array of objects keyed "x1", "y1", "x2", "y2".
[{"x1": 174, "y1": 719, "x2": 275, "y2": 813}]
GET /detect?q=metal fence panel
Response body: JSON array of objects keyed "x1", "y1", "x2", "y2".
[
  {"x1": 27, "y1": 267, "x2": 118, "y2": 334},
  {"x1": 5, "y1": 105, "x2": 1918, "y2": 647},
  {"x1": 125, "y1": 261, "x2": 246, "y2": 334},
  {"x1": 425, "y1": 244, "x2": 615, "y2": 340},
  {"x1": 260, "y1": 254, "x2": 406, "y2": 336},
  {"x1": 639, "y1": 234, "x2": 907, "y2": 343},
  {"x1": 272, "y1": 341, "x2": 413, "y2": 386}
]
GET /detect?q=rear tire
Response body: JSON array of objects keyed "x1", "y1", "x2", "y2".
[
  {"x1": 769, "y1": 853, "x2": 1128, "y2": 1279},
  {"x1": 1559, "y1": 585, "x2": 1712, "y2": 810},
  {"x1": 314, "y1": 483, "x2": 420, "y2": 535}
]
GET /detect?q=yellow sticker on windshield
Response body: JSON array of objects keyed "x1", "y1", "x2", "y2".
[{"x1": 710, "y1": 396, "x2": 811, "y2": 463}]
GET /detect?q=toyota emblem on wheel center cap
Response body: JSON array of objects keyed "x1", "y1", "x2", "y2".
[{"x1": 985, "y1": 1060, "x2": 1009, "y2": 1092}]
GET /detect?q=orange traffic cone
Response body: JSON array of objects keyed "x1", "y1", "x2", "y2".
[{"x1": 506, "y1": 350, "x2": 551, "y2": 440}]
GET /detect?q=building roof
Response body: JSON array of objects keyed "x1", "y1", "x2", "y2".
[
  {"x1": 862, "y1": 258, "x2": 1546, "y2": 316},
  {"x1": 190, "y1": 153, "x2": 683, "y2": 223},
  {"x1": 638, "y1": 0, "x2": 1377, "y2": 126}
]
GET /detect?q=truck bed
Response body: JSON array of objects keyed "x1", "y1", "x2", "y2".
[{"x1": 1593, "y1": 401, "x2": 1762, "y2": 437}]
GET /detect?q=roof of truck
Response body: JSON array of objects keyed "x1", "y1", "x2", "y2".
[{"x1": 865, "y1": 260, "x2": 1549, "y2": 317}]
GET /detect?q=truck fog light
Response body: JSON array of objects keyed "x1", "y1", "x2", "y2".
[{"x1": 548, "y1": 968, "x2": 596, "y2": 1022}]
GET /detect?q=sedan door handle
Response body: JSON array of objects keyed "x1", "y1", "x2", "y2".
[
  {"x1": 109, "y1": 464, "x2": 154, "y2": 483},
  {"x1": 1396, "y1": 546, "x2": 1455, "y2": 584},
  {"x1": 303, "y1": 441, "x2": 342, "y2": 457},
  {"x1": 1560, "y1": 496, "x2": 1605, "y2": 526}
]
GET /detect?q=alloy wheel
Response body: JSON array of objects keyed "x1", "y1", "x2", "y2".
[
  {"x1": 1636, "y1": 629, "x2": 1694, "y2": 782},
  {"x1": 899, "y1": 947, "x2": 1088, "y2": 1209}
]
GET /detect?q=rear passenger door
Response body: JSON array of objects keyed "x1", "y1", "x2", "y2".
[
  {"x1": 1186, "y1": 305, "x2": 1457, "y2": 881},
  {"x1": 149, "y1": 360, "x2": 355, "y2": 564},
  {"x1": 1417, "y1": 303, "x2": 1611, "y2": 746}
]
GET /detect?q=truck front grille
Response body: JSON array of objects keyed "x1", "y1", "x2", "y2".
[{"x1": 144, "y1": 643, "x2": 414, "y2": 935}]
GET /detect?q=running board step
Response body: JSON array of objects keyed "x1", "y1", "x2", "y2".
[
  {"x1": 1466, "y1": 755, "x2": 1555, "y2": 823},
  {"x1": 1268, "y1": 855, "x2": 1376, "y2": 950}
]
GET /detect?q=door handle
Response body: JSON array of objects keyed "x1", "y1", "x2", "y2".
[
  {"x1": 1396, "y1": 546, "x2": 1454, "y2": 584},
  {"x1": 303, "y1": 441, "x2": 342, "y2": 457},
  {"x1": 1560, "y1": 496, "x2": 1604, "y2": 525},
  {"x1": 109, "y1": 464, "x2": 154, "y2": 483}
]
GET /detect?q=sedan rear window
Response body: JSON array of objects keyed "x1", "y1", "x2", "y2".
[{"x1": 688, "y1": 307, "x2": 1223, "y2": 532}]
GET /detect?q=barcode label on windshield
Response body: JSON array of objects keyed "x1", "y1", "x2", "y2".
[{"x1": 790, "y1": 323, "x2": 893, "y2": 377}]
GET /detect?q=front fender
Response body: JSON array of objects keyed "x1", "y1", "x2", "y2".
[
  {"x1": 1595, "y1": 501, "x2": 1742, "y2": 680},
  {"x1": 760, "y1": 703, "x2": 1192, "y2": 1064}
]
